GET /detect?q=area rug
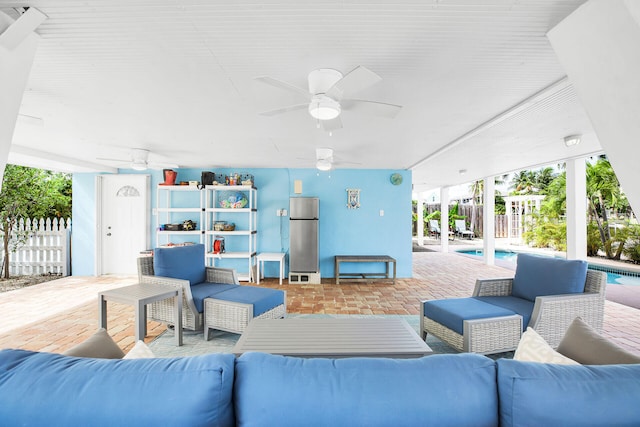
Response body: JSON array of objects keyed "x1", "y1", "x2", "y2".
[{"x1": 149, "y1": 314, "x2": 514, "y2": 360}]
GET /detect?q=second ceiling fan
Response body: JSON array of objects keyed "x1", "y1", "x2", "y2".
[{"x1": 255, "y1": 66, "x2": 402, "y2": 132}]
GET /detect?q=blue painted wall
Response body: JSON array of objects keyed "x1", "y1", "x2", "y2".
[{"x1": 72, "y1": 168, "x2": 413, "y2": 278}]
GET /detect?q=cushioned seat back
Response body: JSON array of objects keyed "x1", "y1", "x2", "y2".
[
  {"x1": 235, "y1": 352, "x2": 498, "y2": 427},
  {"x1": 0, "y1": 349, "x2": 235, "y2": 427},
  {"x1": 153, "y1": 244, "x2": 206, "y2": 285},
  {"x1": 512, "y1": 254, "x2": 587, "y2": 302}
]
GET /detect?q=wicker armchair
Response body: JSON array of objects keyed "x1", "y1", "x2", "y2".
[
  {"x1": 471, "y1": 269, "x2": 607, "y2": 348},
  {"x1": 421, "y1": 257, "x2": 607, "y2": 354},
  {"x1": 137, "y1": 256, "x2": 239, "y2": 331}
]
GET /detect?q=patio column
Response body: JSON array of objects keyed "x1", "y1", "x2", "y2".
[
  {"x1": 440, "y1": 187, "x2": 449, "y2": 253},
  {"x1": 416, "y1": 194, "x2": 425, "y2": 246},
  {"x1": 566, "y1": 157, "x2": 587, "y2": 260},
  {"x1": 0, "y1": 9, "x2": 46, "y2": 189},
  {"x1": 548, "y1": 0, "x2": 640, "y2": 217},
  {"x1": 483, "y1": 176, "x2": 495, "y2": 266}
]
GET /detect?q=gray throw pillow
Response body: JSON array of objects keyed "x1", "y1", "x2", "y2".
[
  {"x1": 557, "y1": 317, "x2": 640, "y2": 365},
  {"x1": 62, "y1": 328, "x2": 125, "y2": 359}
]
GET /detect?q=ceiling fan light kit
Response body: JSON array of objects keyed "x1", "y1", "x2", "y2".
[
  {"x1": 316, "y1": 159, "x2": 332, "y2": 171},
  {"x1": 309, "y1": 95, "x2": 341, "y2": 120}
]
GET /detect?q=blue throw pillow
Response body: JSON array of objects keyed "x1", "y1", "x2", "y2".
[
  {"x1": 153, "y1": 244, "x2": 206, "y2": 285},
  {"x1": 512, "y1": 253, "x2": 587, "y2": 302},
  {"x1": 497, "y1": 359, "x2": 640, "y2": 427},
  {"x1": 0, "y1": 349, "x2": 235, "y2": 427},
  {"x1": 235, "y1": 352, "x2": 499, "y2": 427}
]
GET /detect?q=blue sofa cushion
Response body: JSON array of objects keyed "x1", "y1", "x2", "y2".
[
  {"x1": 213, "y1": 286, "x2": 285, "y2": 316},
  {"x1": 474, "y1": 296, "x2": 535, "y2": 331},
  {"x1": 423, "y1": 298, "x2": 516, "y2": 335},
  {"x1": 512, "y1": 253, "x2": 587, "y2": 302},
  {"x1": 497, "y1": 359, "x2": 640, "y2": 427},
  {"x1": 153, "y1": 244, "x2": 206, "y2": 286},
  {"x1": 191, "y1": 283, "x2": 240, "y2": 313},
  {"x1": 0, "y1": 349, "x2": 235, "y2": 427},
  {"x1": 235, "y1": 352, "x2": 498, "y2": 427}
]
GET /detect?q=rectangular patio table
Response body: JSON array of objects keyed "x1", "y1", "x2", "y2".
[
  {"x1": 335, "y1": 255, "x2": 396, "y2": 284},
  {"x1": 233, "y1": 317, "x2": 432, "y2": 358},
  {"x1": 99, "y1": 283, "x2": 182, "y2": 346}
]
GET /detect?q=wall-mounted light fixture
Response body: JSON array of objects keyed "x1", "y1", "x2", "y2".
[{"x1": 564, "y1": 134, "x2": 581, "y2": 147}]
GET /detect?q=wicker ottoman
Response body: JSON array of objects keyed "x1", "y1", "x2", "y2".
[
  {"x1": 204, "y1": 286, "x2": 286, "y2": 339},
  {"x1": 421, "y1": 298, "x2": 523, "y2": 354}
]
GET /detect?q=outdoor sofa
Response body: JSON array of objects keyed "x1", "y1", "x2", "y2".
[
  {"x1": 138, "y1": 243, "x2": 286, "y2": 335},
  {"x1": 1, "y1": 347, "x2": 639, "y2": 426},
  {"x1": 421, "y1": 253, "x2": 607, "y2": 354}
]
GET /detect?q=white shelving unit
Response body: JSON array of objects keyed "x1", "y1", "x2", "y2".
[
  {"x1": 204, "y1": 185, "x2": 257, "y2": 281},
  {"x1": 155, "y1": 185, "x2": 205, "y2": 247}
]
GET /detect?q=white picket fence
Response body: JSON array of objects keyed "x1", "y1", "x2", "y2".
[{"x1": 0, "y1": 217, "x2": 71, "y2": 276}]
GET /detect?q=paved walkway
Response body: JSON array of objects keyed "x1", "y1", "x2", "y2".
[{"x1": 0, "y1": 252, "x2": 639, "y2": 354}]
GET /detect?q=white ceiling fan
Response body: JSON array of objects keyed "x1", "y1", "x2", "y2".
[
  {"x1": 97, "y1": 148, "x2": 179, "y2": 171},
  {"x1": 255, "y1": 66, "x2": 402, "y2": 133},
  {"x1": 314, "y1": 147, "x2": 361, "y2": 171}
]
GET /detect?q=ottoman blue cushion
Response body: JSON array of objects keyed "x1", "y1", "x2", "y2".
[
  {"x1": 474, "y1": 296, "x2": 535, "y2": 331},
  {"x1": 423, "y1": 298, "x2": 516, "y2": 335},
  {"x1": 235, "y1": 352, "x2": 498, "y2": 427},
  {"x1": 497, "y1": 359, "x2": 640, "y2": 427},
  {"x1": 0, "y1": 349, "x2": 235, "y2": 427},
  {"x1": 213, "y1": 286, "x2": 285, "y2": 316},
  {"x1": 154, "y1": 244, "x2": 206, "y2": 286},
  {"x1": 512, "y1": 253, "x2": 587, "y2": 302},
  {"x1": 191, "y1": 283, "x2": 239, "y2": 313}
]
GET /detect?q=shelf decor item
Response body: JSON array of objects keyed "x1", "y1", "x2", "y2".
[{"x1": 219, "y1": 191, "x2": 248, "y2": 209}]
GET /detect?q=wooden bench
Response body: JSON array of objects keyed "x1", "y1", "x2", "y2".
[{"x1": 335, "y1": 255, "x2": 397, "y2": 284}]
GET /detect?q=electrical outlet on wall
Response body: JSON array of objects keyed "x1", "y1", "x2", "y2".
[{"x1": 276, "y1": 209, "x2": 288, "y2": 216}]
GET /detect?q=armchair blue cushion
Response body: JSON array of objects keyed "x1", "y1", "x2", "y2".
[
  {"x1": 153, "y1": 244, "x2": 206, "y2": 286},
  {"x1": 423, "y1": 297, "x2": 516, "y2": 335},
  {"x1": 191, "y1": 283, "x2": 239, "y2": 312},
  {"x1": 512, "y1": 254, "x2": 587, "y2": 302},
  {"x1": 0, "y1": 349, "x2": 235, "y2": 427},
  {"x1": 212, "y1": 286, "x2": 285, "y2": 316},
  {"x1": 473, "y1": 296, "x2": 535, "y2": 331}
]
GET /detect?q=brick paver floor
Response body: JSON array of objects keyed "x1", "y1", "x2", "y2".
[{"x1": 1, "y1": 252, "x2": 639, "y2": 354}]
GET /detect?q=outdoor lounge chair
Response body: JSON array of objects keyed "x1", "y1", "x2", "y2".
[
  {"x1": 429, "y1": 220, "x2": 441, "y2": 239},
  {"x1": 420, "y1": 253, "x2": 607, "y2": 354},
  {"x1": 454, "y1": 220, "x2": 474, "y2": 239}
]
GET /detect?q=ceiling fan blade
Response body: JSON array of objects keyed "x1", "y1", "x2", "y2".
[
  {"x1": 326, "y1": 66, "x2": 382, "y2": 100},
  {"x1": 259, "y1": 104, "x2": 308, "y2": 117},
  {"x1": 341, "y1": 99, "x2": 402, "y2": 118},
  {"x1": 96, "y1": 157, "x2": 129, "y2": 162},
  {"x1": 320, "y1": 117, "x2": 342, "y2": 133},
  {"x1": 254, "y1": 76, "x2": 311, "y2": 99}
]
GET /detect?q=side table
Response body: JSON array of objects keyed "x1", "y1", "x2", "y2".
[
  {"x1": 256, "y1": 252, "x2": 285, "y2": 285},
  {"x1": 99, "y1": 283, "x2": 183, "y2": 346}
]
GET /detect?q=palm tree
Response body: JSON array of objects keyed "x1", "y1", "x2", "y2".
[
  {"x1": 468, "y1": 174, "x2": 508, "y2": 233},
  {"x1": 587, "y1": 157, "x2": 627, "y2": 258}
]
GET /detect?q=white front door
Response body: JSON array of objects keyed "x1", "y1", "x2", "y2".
[{"x1": 97, "y1": 175, "x2": 149, "y2": 274}]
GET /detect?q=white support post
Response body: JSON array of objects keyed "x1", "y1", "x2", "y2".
[
  {"x1": 566, "y1": 158, "x2": 588, "y2": 260},
  {"x1": 483, "y1": 176, "x2": 495, "y2": 265},
  {"x1": 416, "y1": 194, "x2": 425, "y2": 246},
  {"x1": 440, "y1": 187, "x2": 449, "y2": 253}
]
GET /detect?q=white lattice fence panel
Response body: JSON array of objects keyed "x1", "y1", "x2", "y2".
[{"x1": 0, "y1": 218, "x2": 71, "y2": 276}]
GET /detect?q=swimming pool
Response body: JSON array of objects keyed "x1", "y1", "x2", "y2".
[{"x1": 456, "y1": 249, "x2": 640, "y2": 286}]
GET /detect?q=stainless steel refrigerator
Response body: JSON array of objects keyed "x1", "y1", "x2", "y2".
[{"x1": 289, "y1": 197, "x2": 319, "y2": 283}]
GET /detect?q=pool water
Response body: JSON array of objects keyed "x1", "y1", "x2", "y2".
[{"x1": 457, "y1": 249, "x2": 640, "y2": 286}]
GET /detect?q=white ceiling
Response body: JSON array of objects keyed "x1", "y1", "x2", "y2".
[{"x1": 4, "y1": 0, "x2": 604, "y2": 191}]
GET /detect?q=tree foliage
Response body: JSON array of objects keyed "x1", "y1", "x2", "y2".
[{"x1": 0, "y1": 165, "x2": 72, "y2": 278}]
